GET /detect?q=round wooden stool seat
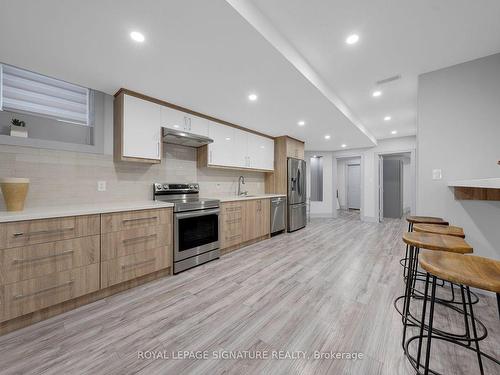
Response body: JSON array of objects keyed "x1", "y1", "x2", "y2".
[
  {"x1": 402, "y1": 232, "x2": 472, "y2": 254},
  {"x1": 413, "y1": 223, "x2": 465, "y2": 238},
  {"x1": 406, "y1": 215, "x2": 449, "y2": 225},
  {"x1": 419, "y1": 252, "x2": 500, "y2": 293}
]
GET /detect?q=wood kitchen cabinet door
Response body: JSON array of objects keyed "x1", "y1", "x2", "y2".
[
  {"x1": 286, "y1": 138, "x2": 305, "y2": 160},
  {"x1": 242, "y1": 199, "x2": 270, "y2": 242}
]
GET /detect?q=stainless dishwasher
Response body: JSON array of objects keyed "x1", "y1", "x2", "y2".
[{"x1": 270, "y1": 197, "x2": 286, "y2": 235}]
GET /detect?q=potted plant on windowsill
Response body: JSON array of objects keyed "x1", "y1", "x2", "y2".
[{"x1": 10, "y1": 118, "x2": 28, "y2": 138}]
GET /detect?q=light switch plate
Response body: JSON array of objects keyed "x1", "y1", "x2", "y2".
[
  {"x1": 432, "y1": 169, "x2": 442, "y2": 180},
  {"x1": 97, "y1": 181, "x2": 107, "y2": 191}
]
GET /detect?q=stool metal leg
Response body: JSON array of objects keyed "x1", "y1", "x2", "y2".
[
  {"x1": 467, "y1": 286, "x2": 484, "y2": 375},
  {"x1": 402, "y1": 245, "x2": 415, "y2": 349},
  {"x1": 423, "y1": 275, "x2": 437, "y2": 375},
  {"x1": 416, "y1": 272, "x2": 430, "y2": 371}
]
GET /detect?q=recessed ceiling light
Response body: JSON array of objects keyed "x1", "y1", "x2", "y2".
[
  {"x1": 384, "y1": 116, "x2": 392, "y2": 121},
  {"x1": 173, "y1": 124, "x2": 180, "y2": 128},
  {"x1": 225, "y1": 137, "x2": 231, "y2": 141},
  {"x1": 248, "y1": 93, "x2": 258, "y2": 101},
  {"x1": 391, "y1": 130, "x2": 398, "y2": 135},
  {"x1": 324, "y1": 135, "x2": 331, "y2": 140},
  {"x1": 341, "y1": 144, "x2": 347, "y2": 148},
  {"x1": 179, "y1": 132, "x2": 186, "y2": 137},
  {"x1": 298, "y1": 120, "x2": 306, "y2": 126},
  {"x1": 372, "y1": 90, "x2": 382, "y2": 97},
  {"x1": 345, "y1": 34, "x2": 359, "y2": 45},
  {"x1": 130, "y1": 31, "x2": 145, "y2": 42}
]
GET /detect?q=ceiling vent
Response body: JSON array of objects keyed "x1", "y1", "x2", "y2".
[{"x1": 376, "y1": 74, "x2": 402, "y2": 85}]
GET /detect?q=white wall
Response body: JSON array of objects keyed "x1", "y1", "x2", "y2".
[
  {"x1": 402, "y1": 157, "x2": 411, "y2": 213},
  {"x1": 417, "y1": 53, "x2": 500, "y2": 260},
  {"x1": 305, "y1": 151, "x2": 334, "y2": 217},
  {"x1": 332, "y1": 136, "x2": 416, "y2": 221}
]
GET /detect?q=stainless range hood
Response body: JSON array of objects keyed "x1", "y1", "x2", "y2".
[{"x1": 162, "y1": 127, "x2": 213, "y2": 148}]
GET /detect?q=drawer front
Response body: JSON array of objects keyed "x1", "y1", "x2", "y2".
[
  {"x1": 101, "y1": 208, "x2": 172, "y2": 233},
  {"x1": 0, "y1": 235, "x2": 100, "y2": 285},
  {"x1": 220, "y1": 202, "x2": 243, "y2": 249},
  {"x1": 1, "y1": 263, "x2": 99, "y2": 322},
  {"x1": 0, "y1": 215, "x2": 100, "y2": 249},
  {"x1": 221, "y1": 202, "x2": 243, "y2": 217},
  {"x1": 101, "y1": 225, "x2": 171, "y2": 261},
  {"x1": 101, "y1": 246, "x2": 171, "y2": 288}
]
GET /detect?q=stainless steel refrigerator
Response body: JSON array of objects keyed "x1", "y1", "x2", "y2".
[{"x1": 287, "y1": 158, "x2": 307, "y2": 232}]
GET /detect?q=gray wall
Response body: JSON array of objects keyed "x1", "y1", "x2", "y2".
[{"x1": 417, "y1": 53, "x2": 500, "y2": 259}]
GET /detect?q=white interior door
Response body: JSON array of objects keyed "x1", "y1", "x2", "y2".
[{"x1": 347, "y1": 164, "x2": 361, "y2": 209}]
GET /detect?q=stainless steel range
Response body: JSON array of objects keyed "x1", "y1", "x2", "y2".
[{"x1": 153, "y1": 183, "x2": 220, "y2": 274}]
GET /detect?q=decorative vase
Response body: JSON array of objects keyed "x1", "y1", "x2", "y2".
[
  {"x1": 10, "y1": 125, "x2": 28, "y2": 138},
  {"x1": 0, "y1": 178, "x2": 30, "y2": 211}
]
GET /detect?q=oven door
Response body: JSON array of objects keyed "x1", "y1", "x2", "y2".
[{"x1": 174, "y1": 208, "x2": 220, "y2": 262}]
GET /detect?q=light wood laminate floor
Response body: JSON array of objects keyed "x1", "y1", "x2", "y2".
[{"x1": 0, "y1": 213, "x2": 498, "y2": 374}]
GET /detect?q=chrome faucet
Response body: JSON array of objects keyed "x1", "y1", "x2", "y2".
[{"x1": 238, "y1": 176, "x2": 248, "y2": 196}]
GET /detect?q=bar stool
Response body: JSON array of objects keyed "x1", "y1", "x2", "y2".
[
  {"x1": 413, "y1": 223, "x2": 465, "y2": 238},
  {"x1": 397, "y1": 232, "x2": 477, "y2": 349},
  {"x1": 403, "y1": 216, "x2": 449, "y2": 279},
  {"x1": 406, "y1": 252, "x2": 500, "y2": 375}
]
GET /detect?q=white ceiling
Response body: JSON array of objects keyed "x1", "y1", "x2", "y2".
[
  {"x1": 0, "y1": 0, "x2": 375, "y2": 151},
  {"x1": 1, "y1": 1, "x2": 499, "y2": 151},
  {"x1": 247, "y1": 0, "x2": 500, "y2": 140}
]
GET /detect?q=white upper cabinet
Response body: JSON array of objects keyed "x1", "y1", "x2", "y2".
[
  {"x1": 206, "y1": 121, "x2": 274, "y2": 171},
  {"x1": 188, "y1": 115, "x2": 209, "y2": 136},
  {"x1": 160, "y1": 106, "x2": 185, "y2": 131},
  {"x1": 160, "y1": 106, "x2": 208, "y2": 137},
  {"x1": 207, "y1": 121, "x2": 236, "y2": 166},
  {"x1": 122, "y1": 94, "x2": 161, "y2": 161},
  {"x1": 247, "y1": 133, "x2": 274, "y2": 170}
]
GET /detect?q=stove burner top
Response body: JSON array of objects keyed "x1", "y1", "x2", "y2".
[{"x1": 153, "y1": 183, "x2": 219, "y2": 212}]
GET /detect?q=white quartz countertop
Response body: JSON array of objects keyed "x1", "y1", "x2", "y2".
[
  {"x1": 209, "y1": 194, "x2": 287, "y2": 202},
  {"x1": 0, "y1": 201, "x2": 174, "y2": 223},
  {"x1": 447, "y1": 178, "x2": 500, "y2": 189}
]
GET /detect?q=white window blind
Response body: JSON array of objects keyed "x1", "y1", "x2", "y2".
[{"x1": 0, "y1": 64, "x2": 90, "y2": 126}]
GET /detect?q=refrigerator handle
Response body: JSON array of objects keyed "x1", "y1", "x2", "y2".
[{"x1": 297, "y1": 168, "x2": 301, "y2": 196}]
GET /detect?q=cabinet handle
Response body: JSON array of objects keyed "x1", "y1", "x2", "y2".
[
  {"x1": 225, "y1": 207, "x2": 241, "y2": 212},
  {"x1": 13, "y1": 280, "x2": 74, "y2": 300},
  {"x1": 122, "y1": 233, "x2": 157, "y2": 245},
  {"x1": 227, "y1": 234, "x2": 242, "y2": 240},
  {"x1": 12, "y1": 228, "x2": 75, "y2": 238},
  {"x1": 121, "y1": 258, "x2": 156, "y2": 270},
  {"x1": 122, "y1": 216, "x2": 158, "y2": 224},
  {"x1": 12, "y1": 249, "x2": 74, "y2": 264},
  {"x1": 224, "y1": 218, "x2": 242, "y2": 224},
  {"x1": 209, "y1": 150, "x2": 213, "y2": 164},
  {"x1": 189, "y1": 118, "x2": 192, "y2": 131},
  {"x1": 157, "y1": 141, "x2": 160, "y2": 158}
]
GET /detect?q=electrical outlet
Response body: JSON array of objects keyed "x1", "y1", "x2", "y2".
[
  {"x1": 432, "y1": 169, "x2": 442, "y2": 180},
  {"x1": 97, "y1": 181, "x2": 107, "y2": 192}
]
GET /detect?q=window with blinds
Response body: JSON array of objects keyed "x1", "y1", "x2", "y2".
[{"x1": 0, "y1": 64, "x2": 90, "y2": 126}]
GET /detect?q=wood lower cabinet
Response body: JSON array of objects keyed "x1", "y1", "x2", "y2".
[
  {"x1": 220, "y1": 199, "x2": 270, "y2": 252},
  {"x1": 1, "y1": 263, "x2": 100, "y2": 322},
  {"x1": 100, "y1": 208, "x2": 173, "y2": 288},
  {"x1": 0, "y1": 207, "x2": 174, "y2": 328},
  {"x1": 101, "y1": 247, "x2": 170, "y2": 288}
]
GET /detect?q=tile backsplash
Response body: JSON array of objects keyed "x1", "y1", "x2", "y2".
[{"x1": 0, "y1": 143, "x2": 265, "y2": 209}]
